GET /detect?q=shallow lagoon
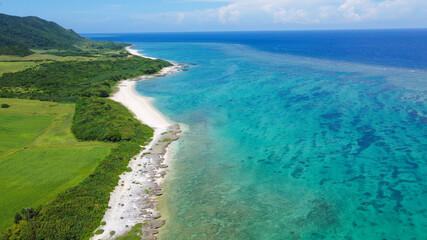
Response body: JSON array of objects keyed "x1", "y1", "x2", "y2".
[{"x1": 130, "y1": 40, "x2": 427, "y2": 239}]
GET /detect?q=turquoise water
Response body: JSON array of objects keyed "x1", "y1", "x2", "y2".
[{"x1": 133, "y1": 42, "x2": 427, "y2": 239}]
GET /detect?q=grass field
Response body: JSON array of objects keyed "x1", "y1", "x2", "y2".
[
  {"x1": 0, "y1": 47, "x2": 128, "y2": 62},
  {"x1": 0, "y1": 47, "x2": 129, "y2": 76},
  {"x1": 0, "y1": 98, "x2": 114, "y2": 231},
  {"x1": 0, "y1": 61, "x2": 41, "y2": 76},
  {"x1": 0, "y1": 50, "x2": 98, "y2": 76},
  {"x1": 0, "y1": 51, "x2": 88, "y2": 77},
  {"x1": 0, "y1": 50, "x2": 96, "y2": 62}
]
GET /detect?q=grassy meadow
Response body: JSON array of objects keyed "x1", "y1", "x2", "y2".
[
  {"x1": 0, "y1": 51, "x2": 92, "y2": 77},
  {"x1": 0, "y1": 62, "x2": 41, "y2": 76},
  {"x1": 0, "y1": 98, "x2": 113, "y2": 231},
  {"x1": 0, "y1": 44, "x2": 129, "y2": 77}
]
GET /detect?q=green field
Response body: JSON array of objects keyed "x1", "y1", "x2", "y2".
[
  {"x1": 0, "y1": 98, "x2": 113, "y2": 231},
  {"x1": 0, "y1": 46, "x2": 128, "y2": 76},
  {"x1": 0, "y1": 51, "x2": 93, "y2": 77},
  {"x1": 0, "y1": 52, "x2": 94, "y2": 62},
  {"x1": 0, "y1": 62, "x2": 41, "y2": 76}
]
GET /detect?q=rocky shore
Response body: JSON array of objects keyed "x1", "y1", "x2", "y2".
[
  {"x1": 91, "y1": 46, "x2": 182, "y2": 240},
  {"x1": 91, "y1": 124, "x2": 181, "y2": 240}
]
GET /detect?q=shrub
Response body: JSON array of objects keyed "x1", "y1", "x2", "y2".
[
  {"x1": 71, "y1": 98, "x2": 153, "y2": 143},
  {"x1": 0, "y1": 46, "x2": 34, "y2": 57}
]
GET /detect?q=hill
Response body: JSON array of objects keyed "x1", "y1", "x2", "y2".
[{"x1": 0, "y1": 13, "x2": 84, "y2": 49}]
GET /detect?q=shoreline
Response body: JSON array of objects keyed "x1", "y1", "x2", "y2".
[
  {"x1": 126, "y1": 45, "x2": 157, "y2": 60},
  {"x1": 91, "y1": 47, "x2": 181, "y2": 240}
]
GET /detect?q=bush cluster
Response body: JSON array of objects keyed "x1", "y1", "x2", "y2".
[
  {"x1": 0, "y1": 46, "x2": 34, "y2": 57},
  {"x1": 72, "y1": 98, "x2": 153, "y2": 143}
]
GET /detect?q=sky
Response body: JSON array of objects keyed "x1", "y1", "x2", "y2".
[{"x1": 1, "y1": 0, "x2": 427, "y2": 33}]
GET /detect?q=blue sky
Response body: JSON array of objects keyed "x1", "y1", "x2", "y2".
[{"x1": 1, "y1": 0, "x2": 426, "y2": 33}]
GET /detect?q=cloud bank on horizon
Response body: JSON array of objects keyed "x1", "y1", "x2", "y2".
[{"x1": 1, "y1": 0, "x2": 426, "y2": 32}]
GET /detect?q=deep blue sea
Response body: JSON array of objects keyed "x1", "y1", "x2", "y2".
[{"x1": 85, "y1": 30, "x2": 427, "y2": 239}]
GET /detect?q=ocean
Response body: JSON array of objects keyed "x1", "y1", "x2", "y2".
[{"x1": 85, "y1": 30, "x2": 427, "y2": 239}]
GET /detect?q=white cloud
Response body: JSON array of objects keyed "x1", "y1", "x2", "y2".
[
  {"x1": 183, "y1": 0, "x2": 427, "y2": 26},
  {"x1": 128, "y1": 0, "x2": 427, "y2": 31},
  {"x1": 273, "y1": 8, "x2": 311, "y2": 24},
  {"x1": 177, "y1": 12, "x2": 185, "y2": 24},
  {"x1": 218, "y1": 3, "x2": 240, "y2": 23}
]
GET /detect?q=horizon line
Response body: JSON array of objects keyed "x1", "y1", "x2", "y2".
[{"x1": 79, "y1": 27, "x2": 427, "y2": 35}]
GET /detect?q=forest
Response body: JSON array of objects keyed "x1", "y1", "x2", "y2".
[{"x1": 0, "y1": 13, "x2": 84, "y2": 49}]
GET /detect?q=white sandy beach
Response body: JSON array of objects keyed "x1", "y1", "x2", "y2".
[
  {"x1": 112, "y1": 80, "x2": 170, "y2": 129},
  {"x1": 91, "y1": 47, "x2": 181, "y2": 240},
  {"x1": 126, "y1": 46, "x2": 157, "y2": 60}
]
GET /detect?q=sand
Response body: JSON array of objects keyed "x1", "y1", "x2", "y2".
[
  {"x1": 91, "y1": 47, "x2": 181, "y2": 240},
  {"x1": 126, "y1": 46, "x2": 157, "y2": 60}
]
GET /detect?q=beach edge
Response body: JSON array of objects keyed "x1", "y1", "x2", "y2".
[{"x1": 91, "y1": 46, "x2": 181, "y2": 240}]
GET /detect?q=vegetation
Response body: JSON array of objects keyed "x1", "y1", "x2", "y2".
[
  {"x1": 115, "y1": 223, "x2": 144, "y2": 240},
  {"x1": 1, "y1": 98, "x2": 153, "y2": 239},
  {"x1": 0, "y1": 61, "x2": 40, "y2": 76},
  {"x1": 0, "y1": 13, "x2": 129, "y2": 64},
  {"x1": 0, "y1": 98, "x2": 113, "y2": 231},
  {"x1": 0, "y1": 57, "x2": 165, "y2": 238},
  {"x1": 0, "y1": 14, "x2": 137, "y2": 79},
  {"x1": 43, "y1": 41, "x2": 129, "y2": 58},
  {"x1": 0, "y1": 54, "x2": 163, "y2": 240},
  {"x1": 72, "y1": 98, "x2": 153, "y2": 142},
  {"x1": 0, "y1": 53, "x2": 85, "y2": 62},
  {"x1": 81, "y1": 40, "x2": 127, "y2": 51},
  {"x1": 0, "y1": 46, "x2": 34, "y2": 57},
  {"x1": 0, "y1": 13, "x2": 84, "y2": 49},
  {"x1": 43, "y1": 50, "x2": 96, "y2": 57},
  {"x1": 0, "y1": 57, "x2": 170, "y2": 102},
  {"x1": 0, "y1": 13, "x2": 170, "y2": 240}
]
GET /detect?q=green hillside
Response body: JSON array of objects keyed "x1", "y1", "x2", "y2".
[
  {"x1": 0, "y1": 13, "x2": 84, "y2": 49},
  {"x1": 0, "y1": 13, "x2": 130, "y2": 73}
]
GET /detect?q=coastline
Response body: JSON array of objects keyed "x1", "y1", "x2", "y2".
[
  {"x1": 92, "y1": 47, "x2": 181, "y2": 240},
  {"x1": 126, "y1": 45, "x2": 157, "y2": 60}
]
